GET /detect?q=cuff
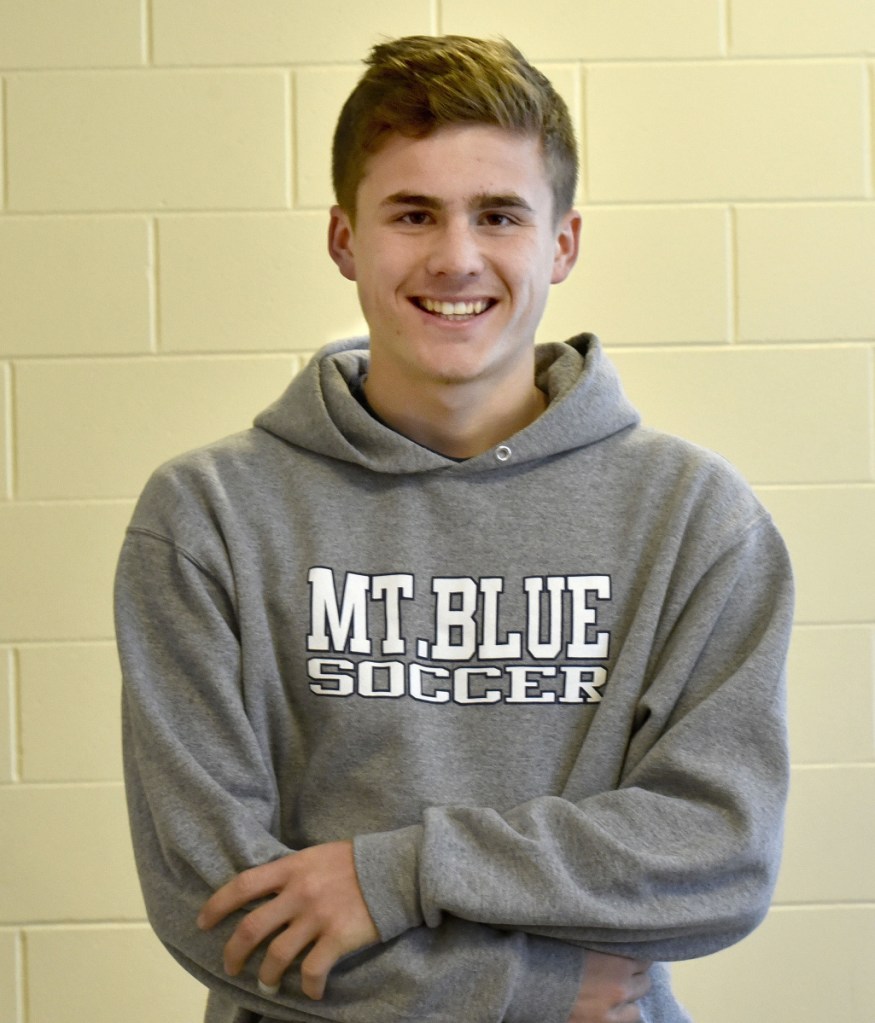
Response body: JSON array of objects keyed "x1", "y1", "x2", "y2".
[{"x1": 353, "y1": 824, "x2": 425, "y2": 942}]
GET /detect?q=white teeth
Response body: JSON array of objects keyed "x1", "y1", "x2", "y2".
[{"x1": 420, "y1": 298, "x2": 490, "y2": 317}]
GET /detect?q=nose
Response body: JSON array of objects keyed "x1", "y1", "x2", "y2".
[{"x1": 425, "y1": 219, "x2": 484, "y2": 278}]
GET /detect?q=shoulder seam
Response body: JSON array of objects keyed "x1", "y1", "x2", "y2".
[
  {"x1": 125, "y1": 525, "x2": 228, "y2": 591},
  {"x1": 703, "y1": 508, "x2": 782, "y2": 579}
]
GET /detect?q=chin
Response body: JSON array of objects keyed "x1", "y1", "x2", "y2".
[
  {"x1": 417, "y1": 336, "x2": 508, "y2": 378},
  {"x1": 415, "y1": 351, "x2": 498, "y2": 387}
]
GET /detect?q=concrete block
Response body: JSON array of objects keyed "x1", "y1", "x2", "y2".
[
  {"x1": 26, "y1": 926, "x2": 205, "y2": 1023},
  {"x1": 15, "y1": 356, "x2": 297, "y2": 500},
  {"x1": 730, "y1": 0, "x2": 875, "y2": 55},
  {"x1": 787, "y1": 626, "x2": 874, "y2": 765},
  {"x1": 0, "y1": 217, "x2": 152, "y2": 356},
  {"x1": 152, "y1": 0, "x2": 433, "y2": 65},
  {"x1": 758, "y1": 486, "x2": 875, "y2": 624},
  {"x1": 19, "y1": 643, "x2": 122, "y2": 782},
  {"x1": 542, "y1": 206, "x2": 729, "y2": 344},
  {"x1": 673, "y1": 906, "x2": 875, "y2": 1023},
  {"x1": 586, "y1": 62, "x2": 867, "y2": 201},
  {"x1": 776, "y1": 765, "x2": 875, "y2": 903},
  {"x1": 6, "y1": 71, "x2": 290, "y2": 211},
  {"x1": 608, "y1": 346, "x2": 872, "y2": 485},
  {"x1": 0, "y1": 502, "x2": 133, "y2": 642},
  {"x1": 442, "y1": 0, "x2": 723, "y2": 59},
  {"x1": 0, "y1": 785, "x2": 143, "y2": 922},
  {"x1": 737, "y1": 204, "x2": 875, "y2": 342},
  {"x1": 0, "y1": 0, "x2": 143, "y2": 68},
  {"x1": 158, "y1": 214, "x2": 364, "y2": 351}
]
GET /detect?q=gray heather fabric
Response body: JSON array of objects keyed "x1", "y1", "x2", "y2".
[{"x1": 116, "y1": 335, "x2": 793, "y2": 1023}]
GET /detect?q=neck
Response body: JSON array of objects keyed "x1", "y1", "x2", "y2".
[{"x1": 362, "y1": 361, "x2": 547, "y2": 459}]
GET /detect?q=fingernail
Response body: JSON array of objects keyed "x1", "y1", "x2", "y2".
[{"x1": 258, "y1": 979, "x2": 280, "y2": 997}]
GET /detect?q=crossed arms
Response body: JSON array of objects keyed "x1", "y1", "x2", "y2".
[
  {"x1": 197, "y1": 842, "x2": 650, "y2": 1021},
  {"x1": 117, "y1": 467, "x2": 792, "y2": 1022}
]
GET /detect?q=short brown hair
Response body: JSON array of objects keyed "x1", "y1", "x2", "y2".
[{"x1": 332, "y1": 35, "x2": 578, "y2": 220}]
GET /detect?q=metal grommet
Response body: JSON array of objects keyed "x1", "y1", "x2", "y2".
[{"x1": 495, "y1": 445, "x2": 512, "y2": 462}]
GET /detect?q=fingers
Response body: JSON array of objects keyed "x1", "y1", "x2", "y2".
[
  {"x1": 610, "y1": 1004, "x2": 644, "y2": 1023},
  {"x1": 217, "y1": 901, "x2": 343, "y2": 1002},
  {"x1": 220, "y1": 894, "x2": 303, "y2": 977},
  {"x1": 608, "y1": 962, "x2": 651, "y2": 1023},
  {"x1": 196, "y1": 844, "x2": 379, "y2": 1002},
  {"x1": 256, "y1": 917, "x2": 319, "y2": 992},
  {"x1": 568, "y1": 952, "x2": 652, "y2": 1023},
  {"x1": 609, "y1": 961, "x2": 651, "y2": 1017},
  {"x1": 258, "y1": 928, "x2": 351, "y2": 1001},
  {"x1": 630, "y1": 967, "x2": 651, "y2": 1000},
  {"x1": 197, "y1": 859, "x2": 285, "y2": 931},
  {"x1": 299, "y1": 936, "x2": 348, "y2": 1001}
]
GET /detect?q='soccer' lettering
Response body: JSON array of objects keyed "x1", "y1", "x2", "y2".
[{"x1": 305, "y1": 567, "x2": 612, "y2": 706}]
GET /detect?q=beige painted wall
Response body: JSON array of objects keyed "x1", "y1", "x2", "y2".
[{"x1": 1, "y1": 2, "x2": 873, "y2": 1020}]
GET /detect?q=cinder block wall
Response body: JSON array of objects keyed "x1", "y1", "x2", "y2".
[{"x1": 1, "y1": 3, "x2": 872, "y2": 1021}]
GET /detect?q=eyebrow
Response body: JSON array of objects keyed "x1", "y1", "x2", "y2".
[
  {"x1": 381, "y1": 192, "x2": 536, "y2": 213},
  {"x1": 381, "y1": 193, "x2": 441, "y2": 210}
]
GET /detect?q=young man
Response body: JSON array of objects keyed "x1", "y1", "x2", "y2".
[{"x1": 117, "y1": 36, "x2": 793, "y2": 1023}]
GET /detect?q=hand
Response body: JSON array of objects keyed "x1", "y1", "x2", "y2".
[
  {"x1": 568, "y1": 951, "x2": 652, "y2": 1023},
  {"x1": 197, "y1": 840, "x2": 379, "y2": 1001}
]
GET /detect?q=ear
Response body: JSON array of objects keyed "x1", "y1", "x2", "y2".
[
  {"x1": 328, "y1": 205, "x2": 357, "y2": 281},
  {"x1": 550, "y1": 208, "x2": 582, "y2": 285}
]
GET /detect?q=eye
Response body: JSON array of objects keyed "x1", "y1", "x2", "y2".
[
  {"x1": 399, "y1": 210, "x2": 433, "y2": 226},
  {"x1": 481, "y1": 212, "x2": 516, "y2": 227}
]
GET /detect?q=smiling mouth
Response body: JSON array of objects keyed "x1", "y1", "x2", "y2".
[{"x1": 413, "y1": 297, "x2": 495, "y2": 321}]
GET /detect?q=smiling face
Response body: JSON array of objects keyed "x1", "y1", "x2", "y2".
[{"x1": 328, "y1": 125, "x2": 580, "y2": 403}]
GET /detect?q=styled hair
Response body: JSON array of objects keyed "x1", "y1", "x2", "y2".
[{"x1": 332, "y1": 35, "x2": 578, "y2": 220}]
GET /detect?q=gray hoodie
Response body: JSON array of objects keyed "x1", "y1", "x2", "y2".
[{"x1": 116, "y1": 335, "x2": 793, "y2": 1023}]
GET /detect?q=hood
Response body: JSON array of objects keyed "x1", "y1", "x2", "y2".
[{"x1": 253, "y1": 334, "x2": 640, "y2": 475}]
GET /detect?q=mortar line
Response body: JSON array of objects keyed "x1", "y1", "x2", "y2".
[
  {"x1": 6, "y1": 648, "x2": 21, "y2": 785},
  {"x1": 719, "y1": 0, "x2": 731, "y2": 57},
  {"x1": 141, "y1": 0, "x2": 154, "y2": 66},
  {"x1": 285, "y1": 70, "x2": 295, "y2": 210},
  {"x1": 21, "y1": 929, "x2": 31, "y2": 1023},
  {"x1": 867, "y1": 342, "x2": 875, "y2": 482},
  {"x1": 863, "y1": 62, "x2": 874, "y2": 198},
  {"x1": 2, "y1": 362, "x2": 12, "y2": 500},
  {"x1": 148, "y1": 217, "x2": 160, "y2": 353},
  {"x1": 1, "y1": 77, "x2": 9, "y2": 211},
  {"x1": 727, "y1": 204, "x2": 739, "y2": 344},
  {"x1": 5, "y1": 361, "x2": 18, "y2": 502}
]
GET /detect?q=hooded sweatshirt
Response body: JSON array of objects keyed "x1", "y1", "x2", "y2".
[{"x1": 116, "y1": 335, "x2": 793, "y2": 1023}]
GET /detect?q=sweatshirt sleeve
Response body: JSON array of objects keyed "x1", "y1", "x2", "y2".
[
  {"x1": 353, "y1": 514, "x2": 794, "y2": 963},
  {"x1": 116, "y1": 513, "x2": 584, "y2": 1023}
]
